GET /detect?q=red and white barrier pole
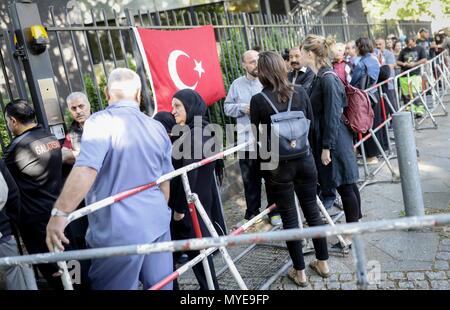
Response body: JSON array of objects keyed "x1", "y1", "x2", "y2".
[
  {"x1": 149, "y1": 204, "x2": 277, "y2": 290},
  {"x1": 67, "y1": 141, "x2": 251, "y2": 224}
]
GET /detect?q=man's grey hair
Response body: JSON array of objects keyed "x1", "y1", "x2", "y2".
[
  {"x1": 66, "y1": 92, "x2": 90, "y2": 106},
  {"x1": 107, "y1": 68, "x2": 142, "y2": 99},
  {"x1": 241, "y1": 49, "x2": 259, "y2": 63}
]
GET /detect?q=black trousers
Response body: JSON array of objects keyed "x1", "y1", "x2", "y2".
[
  {"x1": 264, "y1": 154, "x2": 329, "y2": 270},
  {"x1": 239, "y1": 157, "x2": 262, "y2": 220},
  {"x1": 20, "y1": 220, "x2": 63, "y2": 290},
  {"x1": 336, "y1": 183, "x2": 362, "y2": 223},
  {"x1": 239, "y1": 157, "x2": 278, "y2": 220},
  {"x1": 173, "y1": 250, "x2": 219, "y2": 290},
  {"x1": 382, "y1": 87, "x2": 399, "y2": 115},
  {"x1": 363, "y1": 92, "x2": 390, "y2": 158}
]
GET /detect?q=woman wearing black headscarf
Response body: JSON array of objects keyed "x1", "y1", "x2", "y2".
[{"x1": 167, "y1": 89, "x2": 220, "y2": 290}]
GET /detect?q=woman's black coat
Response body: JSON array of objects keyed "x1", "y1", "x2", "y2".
[{"x1": 308, "y1": 66, "x2": 359, "y2": 191}]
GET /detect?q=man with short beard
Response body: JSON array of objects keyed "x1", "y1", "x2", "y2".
[
  {"x1": 3, "y1": 100, "x2": 63, "y2": 289},
  {"x1": 224, "y1": 50, "x2": 282, "y2": 227},
  {"x1": 287, "y1": 46, "x2": 315, "y2": 92}
]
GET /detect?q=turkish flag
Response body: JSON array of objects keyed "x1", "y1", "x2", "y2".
[{"x1": 137, "y1": 26, "x2": 226, "y2": 113}]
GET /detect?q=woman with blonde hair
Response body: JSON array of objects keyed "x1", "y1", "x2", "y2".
[{"x1": 300, "y1": 35, "x2": 361, "y2": 250}]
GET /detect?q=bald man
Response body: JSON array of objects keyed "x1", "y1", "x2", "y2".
[
  {"x1": 224, "y1": 50, "x2": 281, "y2": 227},
  {"x1": 374, "y1": 38, "x2": 398, "y2": 112},
  {"x1": 46, "y1": 68, "x2": 174, "y2": 290}
]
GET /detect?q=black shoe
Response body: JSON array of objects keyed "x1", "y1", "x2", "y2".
[{"x1": 330, "y1": 241, "x2": 351, "y2": 254}]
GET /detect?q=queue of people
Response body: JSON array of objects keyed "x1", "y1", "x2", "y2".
[{"x1": 0, "y1": 27, "x2": 446, "y2": 290}]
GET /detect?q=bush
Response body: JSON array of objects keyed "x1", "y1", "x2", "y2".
[
  {"x1": 84, "y1": 74, "x2": 107, "y2": 113},
  {"x1": 0, "y1": 113, "x2": 10, "y2": 156}
]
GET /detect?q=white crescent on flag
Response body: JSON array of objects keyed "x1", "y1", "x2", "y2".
[{"x1": 168, "y1": 50, "x2": 205, "y2": 90}]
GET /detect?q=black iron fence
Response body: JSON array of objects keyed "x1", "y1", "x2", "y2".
[{"x1": 0, "y1": 7, "x2": 431, "y2": 152}]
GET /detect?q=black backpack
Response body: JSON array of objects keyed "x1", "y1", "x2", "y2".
[{"x1": 260, "y1": 92, "x2": 311, "y2": 160}]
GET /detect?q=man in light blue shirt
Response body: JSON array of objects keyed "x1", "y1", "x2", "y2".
[
  {"x1": 46, "y1": 68, "x2": 174, "y2": 290},
  {"x1": 224, "y1": 50, "x2": 281, "y2": 227},
  {"x1": 225, "y1": 50, "x2": 261, "y2": 223}
]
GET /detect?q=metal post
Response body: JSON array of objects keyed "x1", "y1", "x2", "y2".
[
  {"x1": 341, "y1": 0, "x2": 349, "y2": 42},
  {"x1": 320, "y1": 18, "x2": 326, "y2": 37},
  {"x1": 367, "y1": 22, "x2": 372, "y2": 39},
  {"x1": 352, "y1": 235, "x2": 369, "y2": 290},
  {"x1": 191, "y1": 194, "x2": 248, "y2": 290},
  {"x1": 54, "y1": 247, "x2": 74, "y2": 290},
  {"x1": 392, "y1": 112, "x2": 425, "y2": 216},
  {"x1": 181, "y1": 173, "x2": 215, "y2": 290},
  {"x1": 264, "y1": 0, "x2": 272, "y2": 23},
  {"x1": 9, "y1": 1, "x2": 65, "y2": 138},
  {"x1": 240, "y1": 13, "x2": 252, "y2": 50},
  {"x1": 316, "y1": 197, "x2": 348, "y2": 248},
  {"x1": 384, "y1": 19, "x2": 388, "y2": 38},
  {"x1": 283, "y1": 0, "x2": 291, "y2": 16},
  {"x1": 2, "y1": 30, "x2": 27, "y2": 100}
]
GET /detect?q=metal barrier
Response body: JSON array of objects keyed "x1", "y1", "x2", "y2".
[
  {"x1": 0, "y1": 135, "x2": 351, "y2": 290},
  {"x1": 393, "y1": 52, "x2": 450, "y2": 129},
  {"x1": 2, "y1": 212, "x2": 450, "y2": 290},
  {"x1": 62, "y1": 141, "x2": 253, "y2": 290},
  {"x1": 353, "y1": 50, "x2": 450, "y2": 192},
  {"x1": 328, "y1": 51, "x2": 450, "y2": 236}
]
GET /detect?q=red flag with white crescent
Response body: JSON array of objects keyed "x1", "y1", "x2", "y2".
[{"x1": 136, "y1": 26, "x2": 226, "y2": 113}]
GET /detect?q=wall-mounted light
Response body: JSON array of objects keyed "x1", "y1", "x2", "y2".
[{"x1": 30, "y1": 24, "x2": 49, "y2": 54}]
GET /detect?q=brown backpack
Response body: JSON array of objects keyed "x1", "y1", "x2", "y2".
[{"x1": 323, "y1": 71, "x2": 374, "y2": 133}]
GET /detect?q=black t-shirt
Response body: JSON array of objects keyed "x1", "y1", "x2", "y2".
[
  {"x1": 416, "y1": 38, "x2": 431, "y2": 59},
  {"x1": 3, "y1": 125, "x2": 62, "y2": 225},
  {"x1": 398, "y1": 46, "x2": 427, "y2": 75}
]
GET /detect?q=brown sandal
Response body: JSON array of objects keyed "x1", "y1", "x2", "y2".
[
  {"x1": 309, "y1": 260, "x2": 330, "y2": 278},
  {"x1": 287, "y1": 267, "x2": 308, "y2": 287}
]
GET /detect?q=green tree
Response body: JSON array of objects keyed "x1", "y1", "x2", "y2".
[
  {"x1": 0, "y1": 113, "x2": 10, "y2": 156},
  {"x1": 366, "y1": 0, "x2": 449, "y2": 19}
]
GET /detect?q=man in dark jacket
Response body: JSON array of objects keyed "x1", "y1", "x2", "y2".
[
  {"x1": 3, "y1": 99, "x2": 63, "y2": 289},
  {"x1": 287, "y1": 46, "x2": 315, "y2": 92},
  {"x1": 0, "y1": 159, "x2": 37, "y2": 289}
]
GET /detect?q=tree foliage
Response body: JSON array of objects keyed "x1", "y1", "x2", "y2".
[{"x1": 366, "y1": 0, "x2": 449, "y2": 20}]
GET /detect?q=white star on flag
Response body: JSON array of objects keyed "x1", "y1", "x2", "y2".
[{"x1": 194, "y1": 59, "x2": 205, "y2": 78}]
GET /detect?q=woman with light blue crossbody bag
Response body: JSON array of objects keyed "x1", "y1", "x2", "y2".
[{"x1": 250, "y1": 51, "x2": 330, "y2": 287}]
